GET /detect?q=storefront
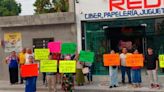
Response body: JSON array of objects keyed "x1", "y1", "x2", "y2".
[{"x1": 75, "y1": 0, "x2": 164, "y2": 75}]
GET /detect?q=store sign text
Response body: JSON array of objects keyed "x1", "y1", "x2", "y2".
[{"x1": 84, "y1": 0, "x2": 164, "y2": 20}]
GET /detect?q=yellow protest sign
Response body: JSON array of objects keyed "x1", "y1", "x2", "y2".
[
  {"x1": 34, "y1": 49, "x2": 50, "y2": 60},
  {"x1": 59, "y1": 60, "x2": 76, "y2": 73},
  {"x1": 159, "y1": 55, "x2": 164, "y2": 68},
  {"x1": 40, "y1": 60, "x2": 57, "y2": 72}
]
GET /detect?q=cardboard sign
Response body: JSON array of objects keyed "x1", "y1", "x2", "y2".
[
  {"x1": 79, "y1": 51, "x2": 95, "y2": 63},
  {"x1": 61, "y1": 43, "x2": 77, "y2": 54},
  {"x1": 159, "y1": 55, "x2": 164, "y2": 68},
  {"x1": 48, "y1": 41, "x2": 61, "y2": 53},
  {"x1": 59, "y1": 60, "x2": 76, "y2": 73},
  {"x1": 40, "y1": 60, "x2": 57, "y2": 72},
  {"x1": 126, "y1": 54, "x2": 144, "y2": 67},
  {"x1": 21, "y1": 64, "x2": 38, "y2": 78},
  {"x1": 103, "y1": 54, "x2": 120, "y2": 66},
  {"x1": 34, "y1": 49, "x2": 50, "y2": 60}
]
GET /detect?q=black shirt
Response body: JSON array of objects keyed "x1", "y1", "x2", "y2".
[{"x1": 145, "y1": 54, "x2": 158, "y2": 70}]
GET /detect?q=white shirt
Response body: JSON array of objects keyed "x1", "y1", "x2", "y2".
[
  {"x1": 120, "y1": 53, "x2": 127, "y2": 66},
  {"x1": 25, "y1": 53, "x2": 34, "y2": 65}
]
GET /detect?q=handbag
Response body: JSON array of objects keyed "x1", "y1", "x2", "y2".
[{"x1": 82, "y1": 67, "x2": 89, "y2": 74}]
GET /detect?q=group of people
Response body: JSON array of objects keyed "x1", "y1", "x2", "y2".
[
  {"x1": 5, "y1": 48, "x2": 93, "y2": 92},
  {"x1": 109, "y1": 47, "x2": 160, "y2": 89},
  {"x1": 5, "y1": 47, "x2": 161, "y2": 92}
]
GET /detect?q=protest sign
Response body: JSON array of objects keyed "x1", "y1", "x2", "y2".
[
  {"x1": 126, "y1": 54, "x2": 144, "y2": 67},
  {"x1": 48, "y1": 41, "x2": 61, "y2": 53},
  {"x1": 21, "y1": 64, "x2": 38, "y2": 78},
  {"x1": 103, "y1": 54, "x2": 120, "y2": 66},
  {"x1": 79, "y1": 51, "x2": 95, "y2": 63},
  {"x1": 59, "y1": 60, "x2": 76, "y2": 73},
  {"x1": 159, "y1": 55, "x2": 164, "y2": 68},
  {"x1": 34, "y1": 49, "x2": 49, "y2": 60},
  {"x1": 61, "y1": 43, "x2": 77, "y2": 54},
  {"x1": 40, "y1": 60, "x2": 57, "y2": 72}
]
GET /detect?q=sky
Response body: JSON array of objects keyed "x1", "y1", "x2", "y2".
[{"x1": 16, "y1": 0, "x2": 35, "y2": 15}]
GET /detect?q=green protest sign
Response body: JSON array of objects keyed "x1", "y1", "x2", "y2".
[
  {"x1": 34, "y1": 49, "x2": 50, "y2": 60},
  {"x1": 40, "y1": 60, "x2": 57, "y2": 72},
  {"x1": 159, "y1": 55, "x2": 164, "y2": 68},
  {"x1": 61, "y1": 43, "x2": 77, "y2": 54},
  {"x1": 79, "y1": 51, "x2": 95, "y2": 63},
  {"x1": 59, "y1": 60, "x2": 76, "y2": 73}
]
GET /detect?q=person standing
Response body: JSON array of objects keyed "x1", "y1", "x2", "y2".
[
  {"x1": 18, "y1": 48, "x2": 26, "y2": 84},
  {"x1": 61, "y1": 55, "x2": 74, "y2": 92},
  {"x1": 120, "y1": 48, "x2": 131, "y2": 84},
  {"x1": 5, "y1": 51, "x2": 19, "y2": 85},
  {"x1": 76, "y1": 60, "x2": 85, "y2": 86},
  {"x1": 145, "y1": 47, "x2": 160, "y2": 89},
  {"x1": 24, "y1": 56, "x2": 38, "y2": 92},
  {"x1": 84, "y1": 62, "x2": 93, "y2": 84},
  {"x1": 131, "y1": 49, "x2": 142, "y2": 88},
  {"x1": 46, "y1": 54, "x2": 57, "y2": 92},
  {"x1": 109, "y1": 50, "x2": 119, "y2": 88}
]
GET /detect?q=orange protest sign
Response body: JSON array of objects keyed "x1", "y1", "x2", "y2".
[
  {"x1": 21, "y1": 64, "x2": 38, "y2": 78},
  {"x1": 126, "y1": 54, "x2": 144, "y2": 67},
  {"x1": 103, "y1": 54, "x2": 120, "y2": 66}
]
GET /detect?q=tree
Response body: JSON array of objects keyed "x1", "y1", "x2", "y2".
[
  {"x1": 33, "y1": 0, "x2": 69, "y2": 14},
  {"x1": 33, "y1": 0, "x2": 53, "y2": 14},
  {"x1": 0, "y1": 0, "x2": 21, "y2": 16}
]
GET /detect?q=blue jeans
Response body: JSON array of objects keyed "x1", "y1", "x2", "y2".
[
  {"x1": 121, "y1": 66, "x2": 131, "y2": 83},
  {"x1": 87, "y1": 66, "x2": 93, "y2": 82},
  {"x1": 109, "y1": 67, "x2": 118, "y2": 86},
  {"x1": 132, "y1": 69, "x2": 142, "y2": 84},
  {"x1": 25, "y1": 77, "x2": 37, "y2": 92}
]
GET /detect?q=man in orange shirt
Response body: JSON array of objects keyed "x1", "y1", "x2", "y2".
[{"x1": 18, "y1": 48, "x2": 26, "y2": 84}]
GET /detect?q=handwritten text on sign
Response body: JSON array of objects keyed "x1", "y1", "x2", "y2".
[
  {"x1": 159, "y1": 55, "x2": 164, "y2": 68},
  {"x1": 79, "y1": 51, "x2": 95, "y2": 63},
  {"x1": 34, "y1": 49, "x2": 50, "y2": 60},
  {"x1": 103, "y1": 54, "x2": 120, "y2": 66},
  {"x1": 126, "y1": 54, "x2": 144, "y2": 67},
  {"x1": 40, "y1": 60, "x2": 57, "y2": 72},
  {"x1": 59, "y1": 60, "x2": 76, "y2": 73},
  {"x1": 48, "y1": 41, "x2": 61, "y2": 53}
]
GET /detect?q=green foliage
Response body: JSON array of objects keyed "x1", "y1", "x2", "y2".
[
  {"x1": 0, "y1": 0, "x2": 21, "y2": 16},
  {"x1": 34, "y1": 0, "x2": 69, "y2": 14}
]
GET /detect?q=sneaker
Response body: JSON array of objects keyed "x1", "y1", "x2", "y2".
[
  {"x1": 109, "y1": 86, "x2": 113, "y2": 88},
  {"x1": 156, "y1": 84, "x2": 160, "y2": 89},
  {"x1": 151, "y1": 83, "x2": 154, "y2": 88}
]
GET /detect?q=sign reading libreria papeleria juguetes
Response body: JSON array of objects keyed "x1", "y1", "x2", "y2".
[{"x1": 76, "y1": 0, "x2": 164, "y2": 20}]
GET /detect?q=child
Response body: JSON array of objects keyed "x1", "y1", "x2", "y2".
[
  {"x1": 46, "y1": 54, "x2": 57, "y2": 92},
  {"x1": 131, "y1": 49, "x2": 142, "y2": 88},
  {"x1": 109, "y1": 50, "x2": 119, "y2": 88},
  {"x1": 25, "y1": 56, "x2": 37, "y2": 92}
]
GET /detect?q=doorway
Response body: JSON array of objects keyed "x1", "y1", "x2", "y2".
[{"x1": 105, "y1": 26, "x2": 145, "y2": 53}]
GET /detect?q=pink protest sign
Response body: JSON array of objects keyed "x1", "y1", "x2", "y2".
[{"x1": 48, "y1": 41, "x2": 61, "y2": 53}]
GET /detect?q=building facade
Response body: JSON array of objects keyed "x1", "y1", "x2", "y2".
[{"x1": 75, "y1": 0, "x2": 164, "y2": 75}]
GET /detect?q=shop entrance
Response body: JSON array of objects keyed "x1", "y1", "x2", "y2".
[{"x1": 104, "y1": 26, "x2": 145, "y2": 53}]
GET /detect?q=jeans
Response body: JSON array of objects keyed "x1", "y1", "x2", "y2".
[
  {"x1": 131, "y1": 69, "x2": 142, "y2": 84},
  {"x1": 121, "y1": 66, "x2": 131, "y2": 83},
  {"x1": 147, "y1": 69, "x2": 158, "y2": 84},
  {"x1": 87, "y1": 66, "x2": 93, "y2": 82},
  {"x1": 109, "y1": 67, "x2": 118, "y2": 86},
  {"x1": 25, "y1": 76, "x2": 37, "y2": 92}
]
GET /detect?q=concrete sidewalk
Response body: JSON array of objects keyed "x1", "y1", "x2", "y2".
[
  {"x1": 0, "y1": 80, "x2": 164, "y2": 92},
  {"x1": 0, "y1": 71, "x2": 164, "y2": 92}
]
